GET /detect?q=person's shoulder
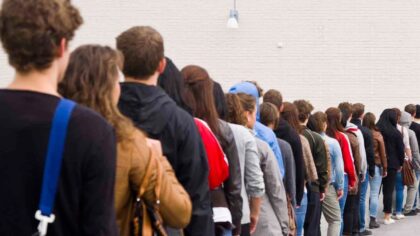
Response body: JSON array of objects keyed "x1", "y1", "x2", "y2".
[{"x1": 71, "y1": 104, "x2": 113, "y2": 132}]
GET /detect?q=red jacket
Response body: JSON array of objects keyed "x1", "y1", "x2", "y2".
[
  {"x1": 194, "y1": 118, "x2": 229, "y2": 190},
  {"x1": 336, "y1": 131, "x2": 357, "y2": 187}
]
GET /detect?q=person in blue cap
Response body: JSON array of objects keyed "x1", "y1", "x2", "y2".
[{"x1": 229, "y1": 81, "x2": 285, "y2": 179}]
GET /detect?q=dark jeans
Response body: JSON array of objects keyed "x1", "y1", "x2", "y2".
[
  {"x1": 352, "y1": 176, "x2": 362, "y2": 233},
  {"x1": 383, "y1": 168, "x2": 397, "y2": 213},
  {"x1": 304, "y1": 187, "x2": 321, "y2": 236},
  {"x1": 240, "y1": 223, "x2": 250, "y2": 236},
  {"x1": 343, "y1": 194, "x2": 357, "y2": 235}
]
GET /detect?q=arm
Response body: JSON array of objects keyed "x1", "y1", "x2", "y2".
[
  {"x1": 332, "y1": 141, "x2": 345, "y2": 191},
  {"x1": 293, "y1": 135, "x2": 305, "y2": 206},
  {"x1": 339, "y1": 134, "x2": 357, "y2": 187},
  {"x1": 261, "y1": 148, "x2": 290, "y2": 235},
  {"x1": 377, "y1": 135, "x2": 388, "y2": 170},
  {"x1": 364, "y1": 130, "x2": 376, "y2": 177},
  {"x1": 356, "y1": 130, "x2": 367, "y2": 179},
  {"x1": 396, "y1": 133, "x2": 406, "y2": 167},
  {"x1": 314, "y1": 135, "x2": 329, "y2": 193},
  {"x1": 270, "y1": 131, "x2": 286, "y2": 178},
  {"x1": 220, "y1": 125, "x2": 243, "y2": 235},
  {"x1": 244, "y1": 135, "x2": 265, "y2": 198},
  {"x1": 82, "y1": 128, "x2": 118, "y2": 236}
]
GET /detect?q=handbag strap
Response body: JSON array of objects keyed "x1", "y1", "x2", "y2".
[
  {"x1": 34, "y1": 99, "x2": 76, "y2": 236},
  {"x1": 138, "y1": 147, "x2": 163, "y2": 206}
]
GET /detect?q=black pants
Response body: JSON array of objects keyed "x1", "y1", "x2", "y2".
[
  {"x1": 240, "y1": 223, "x2": 250, "y2": 236},
  {"x1": 343, "y1": 193, "x2": 356, "y2": 235},
  {"x1": 304, "y1": 187, "x2": 321, "y2": 236},
  {"x1": 352, "y1": 176, "x2": 362, "y2": 233},
  {"x1": 383, "y1": 168, "x2": 397, "y2": 213}
]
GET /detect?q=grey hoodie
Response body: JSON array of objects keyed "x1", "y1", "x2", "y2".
[{"x1": 400, "y1": 112, "x2": 420, "y2": 170}]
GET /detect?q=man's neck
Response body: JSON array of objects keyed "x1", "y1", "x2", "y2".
[
  {"x1": 7, "y1": 66, "x2": 60, "y2": 97},
  {"x1": 414, "y1": 118, "x2": 420, "y2": 124},
  {"x1": 124, "y1": 73, "x2": 159, "y2": 86}
]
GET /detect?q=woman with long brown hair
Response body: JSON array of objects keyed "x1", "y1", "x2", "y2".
[
  {"x1": 281, "y1": 102, "x2": 317, "y2": 236},
  {"x1": 58, "y1": 45, "x2": 192, "y2": 236},
  {"x1": 362, "y1": 112, "x2": 387, "y2": 228},
  {"x1": 325, "y1": 107, "x2": 358, "y2": 235},
  {"x1": 181, "y1": 65, "x2": 242, "y2": 236}
]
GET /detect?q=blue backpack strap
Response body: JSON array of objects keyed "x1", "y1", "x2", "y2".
[{"x1": 34, "y1": 99, "x2": 76, "y2": 236}]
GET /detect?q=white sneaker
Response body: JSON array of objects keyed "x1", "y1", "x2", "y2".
[
  {"x1": 392, "y1": 214, "x2": 405, "y2": 220},
  {"x1": 384, "y1": 218, "x2": 395, "y2": 225}
]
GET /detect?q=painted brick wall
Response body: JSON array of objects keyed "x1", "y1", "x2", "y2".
[{"x1": 1, "y1": 0, "x2": 420, "y2": 115}]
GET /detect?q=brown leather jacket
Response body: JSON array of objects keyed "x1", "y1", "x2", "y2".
[
  {"x1": 115, "y1": 128, "x2": 192, "y2": 236},
  {"x1": 372, "y1": 130, "x2": 388, "y2": 170},
  {"x1": 300, "y1": 135, "x2": 318, "y2": 183},
  {"x1": 346, "y1": 131, "x2": 361, "y2": 175}
]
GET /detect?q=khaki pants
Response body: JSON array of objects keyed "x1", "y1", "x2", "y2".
[
  {"x1": 322, "y1": 185, "x2": 342, "y2": 236},
  {"x1": 404, "y1": 171, "x2": 419, "y2": 213}
]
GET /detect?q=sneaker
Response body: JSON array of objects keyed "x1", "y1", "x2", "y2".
[
  {"x1": 416, "y1": 208, "x2": 420, "y2": 214},
  {"x1": 384, "y1": 218, "x2": 395, "y2": 225},
  {"x1": 404, "y1": 210, "x2": 418, "y2": 216},
  {"x1": 360, "y1": 230, "x2": 373, "y2": 235},
  {"x1": 392, "y1": 214, "x2": 405, "y2": 220}
]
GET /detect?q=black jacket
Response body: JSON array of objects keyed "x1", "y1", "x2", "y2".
[
  {"x1": 118, "y1": 83, "x2": 214, "y2": 236},
  {"x1": 410, "y1": 122, "x2": 420, "y2": 152},
  {"x1": 351, "y1": 118, "x2": 376, "y2": 177},
  {"x1": 274, "y1": 118, "x2": 305, "y2": 206}
]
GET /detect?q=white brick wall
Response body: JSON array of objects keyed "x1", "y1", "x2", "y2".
[{"x1": 1, "y1": 0, "x2": 420, "y2": 115}]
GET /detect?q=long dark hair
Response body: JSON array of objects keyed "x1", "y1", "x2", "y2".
[
  {"x1": 213, "y1": 80, "x2": 228, "y2": 120},
  {"x1": 377, "y1": 108, "x2": 405, "y2": 162},
  {"x1": 363, "y1": 112, "x2": 379, "y2": 131},
  {"x1": 325, "y1": 107, "x2": 345, "y2": 140},
  {"x1": 281, "y1": 102, "x2": 302, "y2": 134},
  {"x1": 59, "y1": 45, "x2": 134, "y2": 142},
  {"x1": 181, "y1": 65, "x2": 223, "y2": 140},
  {"x1": 158, "y1": 57, "x2": 192, "y2": 114}
]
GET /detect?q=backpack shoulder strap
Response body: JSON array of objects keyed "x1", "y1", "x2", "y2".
[{"x1": 35, "y1": 99, "x2": 76, "y2": 236}]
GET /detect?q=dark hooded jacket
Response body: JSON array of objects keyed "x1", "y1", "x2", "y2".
[
  {"x1": 158, "y1": 57, "x2": 192, "y2": 114},
  {"x1": 118, "y1": 82, "x2": 213, "y2": 236},
  {"x1": 350, "y1": 118, "x2": 375, "y2": 177},
  {"x1": 274, "y1": 118, "x2": 305, "y2": 206},
  {"x1": 377, "y1": 109, "x2": 405, "y2": 170}
]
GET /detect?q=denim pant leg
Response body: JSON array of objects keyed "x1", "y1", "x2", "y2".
[
  {"x1": 395, "y1": 171, "x2": 404, "y2": 214},
  {"x1": 359, "y1": 171, "x2": 369, "y2": 231},
  {"x1": 369, "y1": 166, "x2": 382, "y2": 218},
  {"x1": 296, "y1": 192, "x2": 308, "y2": 236},
  {"x1": 339, "y1": 175, "x2": 349, "y2": 235}
]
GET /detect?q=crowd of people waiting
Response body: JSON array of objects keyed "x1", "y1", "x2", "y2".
[{"x1": 1, "y1": 1, "x2": 420, "y2": 236}]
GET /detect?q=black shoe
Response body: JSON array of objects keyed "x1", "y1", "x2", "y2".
[
  {"x1": 404, "y1": 210, "x2": 418, "y2": 216},
  {"x1": 416, "y1": 208, "x2": 420, "y2": 214},
  {"x1": 352, "y1": 233, "x2": 360, "y2": 236},
  {"x1": 360, "y1": 230, "x2": 373, "y2": 235},
  {"x1": 369, "y1": 217, "x2": 380, "y2": 229}
]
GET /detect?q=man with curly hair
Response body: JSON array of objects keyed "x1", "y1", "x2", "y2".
[{"x1": 0, "y1": 0, "x2": 118, "y2": 235}]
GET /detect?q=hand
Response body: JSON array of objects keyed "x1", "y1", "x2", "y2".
[
  {"x1": 146, "y1": 138, "x2": 163, "y2": 156},
  {"x1": 250, "y1": 215, "x2": 259, "y2": 234},
  {"x1": 336, "y1": 189, "x2": 344, "y2": 200},
  {"x1": 382, "y1": 170, "x2": 388, "y2": 178},
  {"x1": 361, "y1": 174, "x2": 366, "y2": 182},
  {"x1": 320, "y1": 192, "x2": 326, "y2": 202}
]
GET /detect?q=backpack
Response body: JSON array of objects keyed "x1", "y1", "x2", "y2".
[{"x1": 194, "y1": 118, "x2": 229, "y2": 190}]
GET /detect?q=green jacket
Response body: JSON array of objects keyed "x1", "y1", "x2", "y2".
[{"x1": 302, "y1": 127, "x2": 329, "y2": 193}]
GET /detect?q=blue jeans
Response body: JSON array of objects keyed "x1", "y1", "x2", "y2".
[
  {"x1": 395, "y1": 171, "x2": 404, "y2": 214},
  {"x1": 359, "y1": 171, "x2": 369, "y2": 231},
  {"x1": 369, "y1": 166, "x2": 382, "y2": 218},
  {"x1": 296, "y1": 192, "x2": 308, "y2": 236},
  {"x1": 220, "y1": 227, "x2": 232, "y2": 236},
  {"x1": 339, "y1": 175, "x2": 349, "y2": 235},
  {"x1": 414, "y1": 171, "x2": 420, "y2": 209}
]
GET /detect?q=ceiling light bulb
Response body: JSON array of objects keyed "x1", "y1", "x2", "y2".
[{"x1": 227, "y1": 9, "x2": 239, "y2": 29}]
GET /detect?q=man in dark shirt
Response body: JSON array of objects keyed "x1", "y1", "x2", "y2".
[
  {"x1": 0, "y1": 1, "x2": 117, "y2": 235},
  {"x1": 351, "y1": 103, "x2": 374, "y2": 235},
  {"x1": 263, "y1": 89, "x2": 305, "y2": 207},
  {"x1": 116, "y1": 26, "x2": 213, "y2": 236},
  {"x1": 294, "y1": 100, "x2": 329, "y2": 236}
]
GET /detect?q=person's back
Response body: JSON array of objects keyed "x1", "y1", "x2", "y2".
[
  {"x1": 116, "y1": 26, "x2": 213, "y2": 235},
  {"x1": 0, "y1": 1, "x2": 118, "y2": 235}
]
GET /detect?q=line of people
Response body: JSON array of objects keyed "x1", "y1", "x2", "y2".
[{"x1": 1, "y1": 1, "x2": 420, "y2": 236}]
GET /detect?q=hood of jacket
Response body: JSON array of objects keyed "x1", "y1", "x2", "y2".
[
  {"x1": 399, "y1": 111, "x2": 412, "y2": 128},
  {"x1": 228, "y1": 81, "x2": 261, "y2": 120},
  {"x1": 118, "y1": 82, "x2": 177, "y2": 136}
]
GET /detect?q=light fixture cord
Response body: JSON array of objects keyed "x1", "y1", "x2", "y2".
[{"x1": 234, "y1": 0, "x2": 237, "y2": 10}]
